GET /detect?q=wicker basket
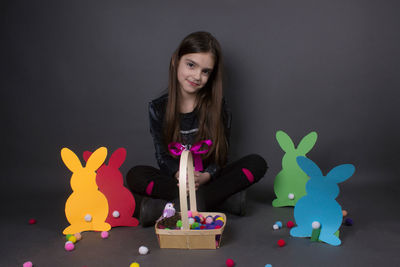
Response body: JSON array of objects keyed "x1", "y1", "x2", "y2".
[{"x1": 155, "y1": 150, "x2": 226, "y2": 249}]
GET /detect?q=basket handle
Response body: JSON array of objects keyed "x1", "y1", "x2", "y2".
[{"x1": 178, "y1": 150, "x2": 197, "y2": 230}]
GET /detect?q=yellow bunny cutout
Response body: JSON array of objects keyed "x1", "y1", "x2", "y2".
[{"x1": 61, "y1": 147, "x2": 111, "y2": 235}]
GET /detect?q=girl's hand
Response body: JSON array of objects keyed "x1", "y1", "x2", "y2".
[
  {"x1": 194, "y1": 171, "x2": 211, "y2": 187},
  {"x1": 175, "y1": 171, "x2": 210, "y2": 190}
]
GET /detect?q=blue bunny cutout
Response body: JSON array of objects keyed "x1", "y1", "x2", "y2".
[{"x1": 290, "y1": 156, "x2": 355, "y2": 246}]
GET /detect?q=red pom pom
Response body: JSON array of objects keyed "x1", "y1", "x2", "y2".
[
  {"x1": 28, "y1": 219, "x2": 37, "y2": 225},
  {"x1": 286, "y1": 221, "x2": 295, "y2": 228},
  {"x1": 226, "y1": 258, "x2": 235, "y2": 267},
  {"x1": 277, "y1": 239, "x2": 286, "y2": 247},
  {"x1": 215, "y1": 225, "x2": 222, "y2": 229}
]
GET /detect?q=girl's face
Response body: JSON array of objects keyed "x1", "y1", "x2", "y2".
[{"x1": 177, "y1": 52, "x2": 215, "y2": 96}]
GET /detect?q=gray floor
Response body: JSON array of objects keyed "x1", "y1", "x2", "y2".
[{"x1": 1, "y1": 168, "x2": 399, "y2": 267}]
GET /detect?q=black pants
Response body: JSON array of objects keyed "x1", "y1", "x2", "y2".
[{"x1": 126, "y1": 154, "x2": 268, "y2": 210}]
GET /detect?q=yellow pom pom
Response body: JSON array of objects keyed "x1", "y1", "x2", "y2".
[
  {"x1": 68, "y1": 236, "x2": 77, "y2": 243},
  {"x1": 130, "y1": 262, "x2": 140, "y2": 267},
  {"x1": 216, "y1": 217, "x2": 225, "y2": 223}
]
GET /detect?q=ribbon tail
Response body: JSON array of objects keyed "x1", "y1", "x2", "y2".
[{"x1": 193, "y1": 154, "x2": 203, "y2": 172}]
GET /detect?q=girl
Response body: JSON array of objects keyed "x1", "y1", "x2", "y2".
[{"x1": 126, "y1": 31, "x2": 267, "y2": 226}]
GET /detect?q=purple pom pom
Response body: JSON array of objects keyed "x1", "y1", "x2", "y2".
[{"x1": 344, "y1": 218, "x2": 353, "y2": 226}]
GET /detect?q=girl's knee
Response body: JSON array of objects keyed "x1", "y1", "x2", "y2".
[{"x1": 243, "y1": 154, "x2": 268, "y2": 181}]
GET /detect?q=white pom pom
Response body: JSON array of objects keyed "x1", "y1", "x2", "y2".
[
  {"x1": 112, "y1": 211, "x2": 120, "y2": 218},
  {"x1": 288, "y1": 193, "x2": 295, "y2": 200},
  {"x1": 188, "y1": 218, "x2": 195, "y2": 225},
  {"x1": 138, "y1": 246, "x2": 149, "y2": 255},
  {"x1": 84, "y1": 214, "x2": 92, "y2": 222},
  {"x1": 312, "y1": 221, "x2": 321, "y2": 229},
  {"x1": 273, "y1": 224, "x2": 279, "y2": 230}
]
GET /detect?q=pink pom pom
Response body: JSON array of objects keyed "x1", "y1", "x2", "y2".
[
  {"x1": 187, "y1": 211, "x2": 192, "y2": 217},
  {"x1": 101, "y1": 231, "x2": 109, "y2": 239},
  {"x1": 226, "y1": 258, "x2": 235, "y2": 267},
  {"x1": 64, "y1": 241, "x2": 75, "y2": 251},
  {"x1": 28, "y1": 219, "x2": 37, "y2": 225},
  {"x1": 23, "y1": 261, "x2": 33, "y2": 267}
]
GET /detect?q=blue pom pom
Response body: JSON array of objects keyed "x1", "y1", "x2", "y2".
[{"x1": 275, "y1": 221, "x2": 282, "y2": 228}]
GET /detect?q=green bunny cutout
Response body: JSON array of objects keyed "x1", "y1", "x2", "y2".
[{"x1": 272, "y1": 130, "x2": 318, "y2": 207}]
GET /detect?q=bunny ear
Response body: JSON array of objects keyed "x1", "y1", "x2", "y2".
[
  {"x1": 108, "y1": 148, "x2": 126, "y2": 168},
  {"x1": 276, "y1": 130, "x2": 295, "y2": 152},
  {"x1": 82, "y1": 151, "x2": 93, "y2": 163},
  {"x1": 61, "y1": 147, "x2": 83, "y2": 172},
  {"x1": 326, "y1": 164, "x2": 355, "y2": 184},
  {"x1": 296, "y1": 156, "x2": 322, "y2": 177},
  {"x1": 297, "y1": 131, "x2": 317, "y2": 154},
  {"x1": 85, "y1": 147, "x2": 107, "y2": 171}
]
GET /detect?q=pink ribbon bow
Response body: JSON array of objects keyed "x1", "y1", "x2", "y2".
[{"x1": 168, "y1": 140, "x2": 213, "y2": 171}]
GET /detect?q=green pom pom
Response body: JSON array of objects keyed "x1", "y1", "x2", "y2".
[
  {"x1": 176, "y1": 220, "x2": 182, "y2": 227},
  {"x1": 65, "y1": 234, "x2": 73, "y2": 241}
]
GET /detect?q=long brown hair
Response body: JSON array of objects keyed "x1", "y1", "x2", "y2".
[{"x1": 164, "y1": 31, "x2": 228, "y2": 167}]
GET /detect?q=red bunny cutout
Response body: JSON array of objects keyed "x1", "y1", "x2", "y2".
[{"x1": 83, "y1": 148, "x2": 139, "y2": 227}]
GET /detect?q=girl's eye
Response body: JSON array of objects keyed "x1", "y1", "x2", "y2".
[
  {"x1": 203, "y1": 70, "x2": 210, "y2": 75},
  {"x1": 187, "y1": 62, "x2": 194, "y2": 68}
]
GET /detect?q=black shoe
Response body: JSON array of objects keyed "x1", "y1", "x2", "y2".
[
  {"x1": 217, "y1": 190, "x2": 247, "y2": 216},
  {"x1": 139, "y1": 197, "x2": 168, "y2": 227}
]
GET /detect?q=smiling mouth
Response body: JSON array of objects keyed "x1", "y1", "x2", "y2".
[{"x1": 187, "y1": 80, "x2": 199, "y2": 87}]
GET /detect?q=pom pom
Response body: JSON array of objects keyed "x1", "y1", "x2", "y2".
[
  {"x1": 288, "y1": 193, "x2": 295, "y2": 200},
  {"x1": 28, "y1": 219, "x2": 37, "y2": 225},
  {"x1": 64, "y1": 241, "x2": 75, "y2": 251},
  {"x1": 312, "y1": 221, "x2": 321, "y2": 229},
  {"x1": 187, "y1": 211, "x2": 192, "y2": 218},
  {"x1": 176, "y1": 220, "x2": 182, "y2": 227},
  {"x1": 68, "y1": 235, "x2": 77, "y2": 243},
  {"x1": 265, "y1": 265, "x2": 272, "y2": 267},
  {"x1": 275, "y1": 221, "x2": 282, "y2": 228},
  {"x1": 286, "y1": 221, "x2": 295, "y2": 228},
  {"x1": 342, "y1": 210, "x2": 348, "y2": 217},
  {"x1": 277, "y1": 239, "x2": 286, "y2": 247},
  {"x1": 84, "y1": 214, "x2": 92, "y2": 222},
  {"x1": 74, "y1": 232, "x2": 82, "y2": 241},
  {"x1": 226, "y1": 258, "x2": 235, "y2": 267},
  {"x1": 272, "y1": 224, "x2": 279, "y2": 230},
  {"x1": 23, "y1": 261, "x2": 33, "y2": 267},
  {"x1": 215, "y1": 217, "x2": 225, "y2": 223},
  {"x1": 65, "y1": 234, "x2": 73, "y2": 241},
  {"x1": 112, "y1": 211, "x2": 120, "y2": 218},
  {"x1": 138, "y1": 246, "x2": 149, "y2": 255},
  {"x1": 344, "y1": 218, "x2": 353, "y2": 226},
  {"x1": 191, "y1": 211, "x2": 199, "y2": 217},
  {"x1": 188, "y1": 218, "x2": 195, "y2": 225},
  {"x1": 199, "y1": 215, "x2": 205, "y2": 223},
  {"x1": 129, "y1": 262, "x2": 140, "y2": 267},
  {"x1": 101, "y1": 231, "x2": 109, "y2": 239},
  {"x1": 214, "y1": 220, "x2": 224, "y2": 227},
  {"x1": 205, "y1": 216, "x2": 214, "y2": 224}
]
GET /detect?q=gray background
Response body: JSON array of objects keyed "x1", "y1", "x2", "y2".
[{"x1": 1, "y1": 0, "x2": 399, "y2": 266}]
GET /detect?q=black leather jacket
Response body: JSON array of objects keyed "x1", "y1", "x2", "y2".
[{"x1": 148, "y1": 93, "x2": 231, "y2": 179}]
